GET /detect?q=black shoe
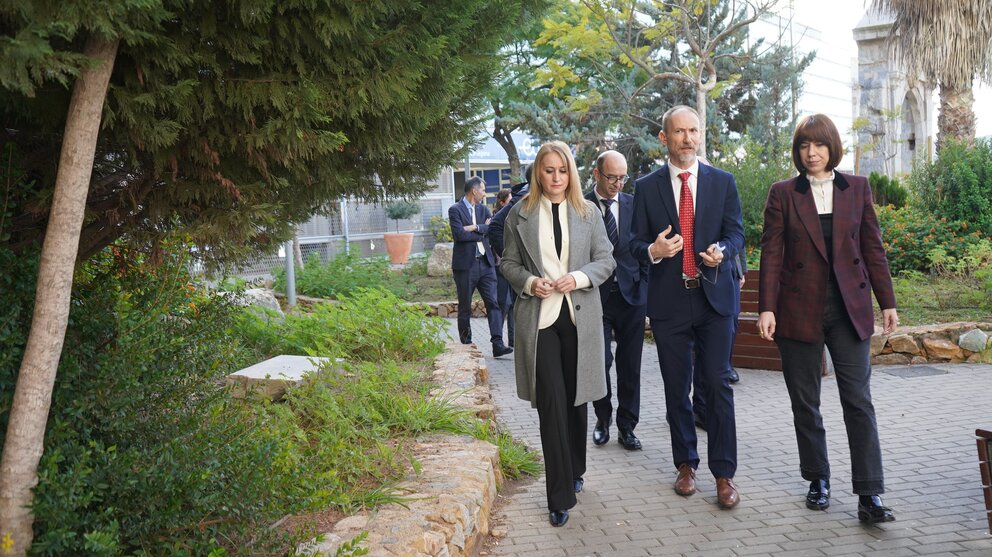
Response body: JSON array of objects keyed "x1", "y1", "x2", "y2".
[
  {"x1": 617, "y1": 428, "x2": 642, "y2": 450},
  {"x1": 493, "y1": 343, "x2": 513, "y2": 357},
  {"x1": 549, "y1": 509, "x2": 569, "y2": 527},
  {"x1": 729, "y1": 367, "x2": 740, "y2": 383},
  {"x1": 592, "y1": 418, "x2": 611, "y2": 446},
  {"x1": 694, "y1": 413, "x2": 706, "y2": 431},
  {"x1": 460, "y1": 337, "x2": 472, "y2": 345},
  {"x1": 806, "y1": 479, "x2": 830, "y2": 510},
  {"x1": 857, "y1": 495, "x2": 895, "y2": 523},
  {"x1": 508, "y1": 338, "x2": 514, "y2": 348},
  {"x1": 574, "y1": 477, "x2": 584, "y2": 493}
]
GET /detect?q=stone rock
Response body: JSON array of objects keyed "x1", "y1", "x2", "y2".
[
  {"x1": 958, "y1": 329, "x2": 990, "y2": 353},
  {"x1": 922, "y1": 337, "x2": 965, "y2": 361},
  {"x1": 872, "y1": 353, "x2": 911, "y2": 365},
  {"x1": 428, "y1": 243, "x2": 454, "y2": 277},
  {"x1": 910, "y1": 355, "x2": 928, "y2": 365},
  {"x1": 870, "y1": 334, "x2": 887, "y2": 357},
  {"x1": 888, "y1": 334, "x2": 921, "y2": 355},
  {"x1": 226, "y1": 355, "x2": 334, "y2": 400},
  {"x1": 218, "y1": 288, "x2": 284, "y2": 317}
]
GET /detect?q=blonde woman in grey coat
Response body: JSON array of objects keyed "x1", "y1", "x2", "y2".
[{"x1": 499, "y1": 141, "x2": 616, "y2": 527}]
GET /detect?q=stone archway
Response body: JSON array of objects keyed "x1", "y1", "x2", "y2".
[{"x1": 899, "y1": 90, "x2": 922, "y2": 174}]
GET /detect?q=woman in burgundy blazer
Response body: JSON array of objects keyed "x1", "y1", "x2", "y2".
[{"x1": 757, "y1": 114, "x2": 899, "y2": 524}]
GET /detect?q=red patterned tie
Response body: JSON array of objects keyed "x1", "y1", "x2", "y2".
[{"x1": 678, "y1": 172, "x2": 697, "y2": 277}]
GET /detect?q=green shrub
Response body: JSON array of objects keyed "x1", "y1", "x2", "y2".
[
  {"x1": 876, "y1": 205, "x2": 989, "y2": 273},
  {"x1": 384, "y1": 199, "x2": 422, "y2": 233},
  {"x1": 429, "y1": 215, "x2": 453, "y2": 243},
  {"x1": 868, "y1": 171, "x2": 908, "y2": 208},
  {"x1": 273, "y1": 251, "x2": 401, "y2": 299},
  {"x1": 909, "y1": 139, "x2": 992, "y2": 236},
  {"x1": 1, "y1": 247, "x2": 307, "y2": 556},
  {"x1": 236, "y1": 287, "x2": 445, "y2": 362}
]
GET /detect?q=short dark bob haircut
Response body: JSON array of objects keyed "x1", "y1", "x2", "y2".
[{"x1": 791, "y1": 113, "x2": 843, "y2": 175}]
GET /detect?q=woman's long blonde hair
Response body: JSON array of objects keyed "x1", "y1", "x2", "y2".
[{"x1": 521, "y1": 141, "x2": 591, "y2": 217}]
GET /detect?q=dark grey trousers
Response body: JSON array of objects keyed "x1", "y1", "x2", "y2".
[{"x1": 775, "y1": 283, "x2": 885, "y2": 495}]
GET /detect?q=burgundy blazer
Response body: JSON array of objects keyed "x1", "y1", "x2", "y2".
[{"x1": 758, "y1": 172, "x2": 896, "y2": 343}]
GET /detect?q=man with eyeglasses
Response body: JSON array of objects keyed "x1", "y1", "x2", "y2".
[{"x1": 586, "y1": 150, "x2": 649, "y2": 451}]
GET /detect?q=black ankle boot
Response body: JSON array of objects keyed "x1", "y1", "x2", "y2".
[
  {"x1": 857, "y1": 495, "x2": 895, "y2": 523},
  {"x1": 805, "y1": 479, "x2": 830, "y2": 510}
]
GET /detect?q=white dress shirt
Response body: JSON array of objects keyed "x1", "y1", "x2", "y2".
[{"x1": 808, "y1": 171, "x2": 835, "y2": 214}]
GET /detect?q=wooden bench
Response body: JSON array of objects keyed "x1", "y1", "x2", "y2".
[
  {"x1": 978, "y1": 429, "x2": 992, "y2": 534},
  {"x1": 732, "y1": 269, "x2": 784, "y2": 371}
]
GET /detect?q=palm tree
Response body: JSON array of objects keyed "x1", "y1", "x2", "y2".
[{"x1": 872, "y1": 0, "x2": 992, "y2": 148}]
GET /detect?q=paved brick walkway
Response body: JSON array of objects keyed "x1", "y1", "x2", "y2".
[{"x1": 457, "y1": 318, "x2": 992, "y2": 556}]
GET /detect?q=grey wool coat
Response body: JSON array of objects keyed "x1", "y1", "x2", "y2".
[{"x1": 499, "y1": 197, "x2": 616, "y2": 408}]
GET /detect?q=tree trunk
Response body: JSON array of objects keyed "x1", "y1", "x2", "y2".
[
  {"x1": 695, "y1": 86, "x2": 708, "y2": 160},
  {"x1": 937, "y1": 81, "x2": 976, "y2": 150},
  {"x1": 491, "y1": 102, "x2": 522, "y2": 182},
  {"x1": 0, "y1": 36, "x2": 118, "y2": 555},
  {"x1": 292, "y1": 233, "x2": 303, "y2": 268}
]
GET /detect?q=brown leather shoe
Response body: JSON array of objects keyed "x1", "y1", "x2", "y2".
[
  {"x1": 674, "y1": 464, "x2": 696, "y2": 496},
  {"x1": 716, "y1": 477, "x2": 740, "y2": 509}
]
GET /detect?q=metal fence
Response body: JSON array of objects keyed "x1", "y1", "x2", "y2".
[{"x1": 219, "y1": 169, "x2": 457, "y2": 282}]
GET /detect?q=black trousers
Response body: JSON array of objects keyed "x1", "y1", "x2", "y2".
[
  {"x1": 535, "y1": 302, "x2": 586, "y2": 511},
  {"x1": 593, "y1": 284, "x2": 645, "y2": 431},
  {"x1": 775, "y1": 282, "x2": 885, "y2": 495}
]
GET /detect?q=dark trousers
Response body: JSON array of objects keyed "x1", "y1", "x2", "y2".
[
  {"x1": 452, "y1": 257, "x2": 503, "y2": 345},
  {"x1": 593, "y1": 284, "x2": 645, "y2": 431},
  {"x1": 496, "y1": 269, "x2": 515, "y2": 345},
  {"x1": 692, "y1": 314, "x2": 738, "y2": 421},
  {"x1": 775, "y1": 282, "x2": 885, "y2": 495},
  {"x1": 535, "y1": 303, "x2": 586, "y2": 511},
  {"x1": 652, "y1": 287, "x2": 736, "y2": 478}
]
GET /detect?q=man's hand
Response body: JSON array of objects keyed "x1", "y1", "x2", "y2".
[
  {"x1": 699, "y1": 243, "x2": 725, "y2": 267},
  {"x1": 462, "y1": 224, "x2": 478, "y2": 232},
  {"x1": 649, "y1": 225, "x2": 683, "y2": 260}
]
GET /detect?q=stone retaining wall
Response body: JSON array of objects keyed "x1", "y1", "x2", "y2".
[
  {"x1": 302, "y1": 343, "x2": 501, "y2": 557},
  {"x1": 870, "y1": 322, "x2": 992, "y2": 365}
]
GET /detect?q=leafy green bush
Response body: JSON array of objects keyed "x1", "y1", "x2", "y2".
[
  {"x1": 429, "y1": 215, "x2": 453, "y2": 243},
  {"x1": 876, "y1": 205, "x2": 989, "y2": 273},
  {"x1": 868, "y1": 171, "x2": 908, "y2": 208},
  {"x1": 236, "y1": 288, "x2": 446, "y2": 362},
  {"x1": 384, "y1": 200, "x2": 422, "y2": 233},
  {"x1": 273, "y1": 251, "x2": 401, "y2": 299},
  {"x1": 909, "y1": 139, "x2": 992, "y2": 236},
  {"x1": 1, "y1": 247, "x2": 307, "y2": 556}
]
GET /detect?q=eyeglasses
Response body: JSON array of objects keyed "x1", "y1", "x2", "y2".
[{"x1": 604, "y1": 174, "x2": 629, "y2": 185}]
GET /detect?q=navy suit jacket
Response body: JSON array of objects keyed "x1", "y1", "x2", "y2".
[
  {"x1": 585, "y1": 191, "x2": 650, "y2": 307},
  {"x1": 631, "y1": 162, "x2": 745, "y2": 320},
  {"x1": 449, "y1": 199, "x2": 496, "y2": 271}
]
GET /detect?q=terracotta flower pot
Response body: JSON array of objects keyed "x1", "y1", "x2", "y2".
[{"x1": 383, "y1": 232, "x2": 414, "y2": 264}]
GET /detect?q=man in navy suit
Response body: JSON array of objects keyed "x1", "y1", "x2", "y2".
[
  {"x1": 449, "y1": 177, "x2": 512, "y2": 358},
  {"x1": 631, "y1": 106, "x2": 745, "y2": 509},
  {"x1": 585, "y1": 150, "x2": 649, "y2": 451}
]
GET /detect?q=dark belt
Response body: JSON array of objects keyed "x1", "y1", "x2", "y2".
[{"x1": 682, "y1": 276, "x2": 701, "y2": 289}]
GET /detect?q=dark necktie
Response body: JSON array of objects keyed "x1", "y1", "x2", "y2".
[
  {"x1": 552, "y1": 202, "x2": 562, "y2": 259},
  {"x1": 601, "y1": 198, "x2": 618, "y2": 247},
  {"x1": 679, "y1": 172, "x2": 698, "y2": 277}
]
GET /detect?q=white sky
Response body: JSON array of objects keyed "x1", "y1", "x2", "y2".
[{"x1": 791, "y1": 0, "x2": 992, "y2": 137}]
